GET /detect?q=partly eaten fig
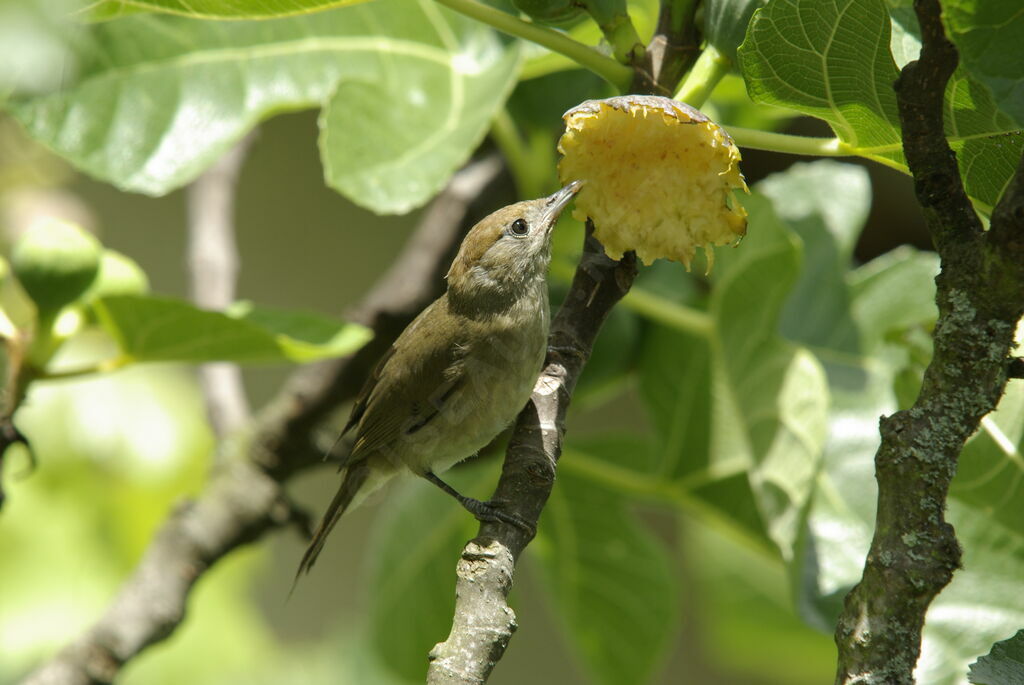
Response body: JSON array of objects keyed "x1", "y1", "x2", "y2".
[{"x1": 558, "y1": 95, "x2": 748, "y2": 269}]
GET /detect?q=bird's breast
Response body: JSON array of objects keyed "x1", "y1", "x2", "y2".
[{"x1": 405, "y1": 292, "x2": 550, "y2": 475}]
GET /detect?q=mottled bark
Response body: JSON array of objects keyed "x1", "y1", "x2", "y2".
[{"x1": 833, "y1": 1, "x2": 1024, "y2": 682}]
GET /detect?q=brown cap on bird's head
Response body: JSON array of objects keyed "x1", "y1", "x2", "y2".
[{"x1": 446, "y1": 182, "x2": 581, "y2": 294}]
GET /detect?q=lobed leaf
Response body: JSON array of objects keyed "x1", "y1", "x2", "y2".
[
  {"x1": 707, "y1": 192, "x2": 830, "y2": 560},
  {"x1": 86, "y1": 0, "x2": 371, "y2": 20},
  {"x1": 94, "y1": 294, "x2": 371, "y2": 363},
  {"x1": 9, "y1": 0, "x2": 520, "y2": 214},
  {"x1": 969, "y1": 628, "x2": 1024, "y2": 685},
  {"x1": 366, "y1": 469, "x2": 483, "y2": 681},
  {"x1": 533, "y1": 462, "x2": 677, "y2": 685},
  {"x1": 943, "y1": 0, "x2": 1024, "y2": 128},
  {"x1": 737, "y1": 0, "x2": 1024, "y2": 210},
  {"x1": 919, "y1": 503, "x2": 1024, "y2": 684}
]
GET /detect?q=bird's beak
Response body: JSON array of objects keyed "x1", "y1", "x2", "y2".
[{"x1": 541, "y1": 180, "x2": 583, "y2": 232}]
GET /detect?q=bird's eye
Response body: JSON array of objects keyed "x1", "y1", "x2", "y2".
[{"x1": 509, "y1": 218, "x2": 529, "y2": 236}]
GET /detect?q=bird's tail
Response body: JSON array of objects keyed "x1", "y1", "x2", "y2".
[{"x1": 290, "y1": 460, "x2": 372, "y2": 594}]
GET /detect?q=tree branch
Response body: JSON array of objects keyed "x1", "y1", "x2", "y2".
[
  {"x1": 18, "y1": 155, "x2": 508, "y2": 685},
  {"x1": 186, "y1": 132, "x2": 256, "y2": 440},
  {"x1": 427, "y1": 225, "x2": 637, "y2": 684},
  {"x1": 643, "y1": 0, "x2": 700, "y2": 96},
  {"x1": 833, "y1": 1, "x2": 1024, "y2": 683}
]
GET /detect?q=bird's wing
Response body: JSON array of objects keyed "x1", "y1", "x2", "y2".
[
  {"x1": 341, "y1": 344, "x2": 395, "y2": 437},
  {"x1": 347, "y1": 298, "x2": 468, "y2": 463}
]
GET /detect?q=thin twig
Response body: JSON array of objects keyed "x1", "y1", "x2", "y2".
[
  {"x1": 427, "y1": 226, "x2": 637, "y2": 684},
  {"x1": 186, "y1": 132, "x2": 256, "y2": 439},
  {"x1": 833, "y1": 1, "x2": 1024, "y2": 682},
  {"x1": 18, "y1": 155, "x2": 508, "y2": 685},
  {"x1": 642, "y1": 0, "x2": 700, "y2": 95}
]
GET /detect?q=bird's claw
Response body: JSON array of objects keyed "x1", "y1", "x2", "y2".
[{"x1": 465, "y1": 497, "x2": 535, "y2": 535}]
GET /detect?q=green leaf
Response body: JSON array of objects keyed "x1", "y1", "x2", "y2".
[
  {"x1": 533, "y1": 462, "x2": 677, "y2": 685},
  {"x1": 943, "y1": 0, "x2": 1024, "y2": 128},
  {"x1": 848, "y1": 246, "x2": 939, "y2": 353},
  {"x1": 703, "y1": 0, "x2": 769, "y2": 63},
  {"x1": 759, "y1": 160, "x2": 869, "y2": 353},
  {"x1": 318, "y1": 49, "x2": 519, "y2": 215},
  {"x1": 94, "y1": 294, "x2": 371, "y2": 363},
  {"x1": 888, "y1": 2, "x2": 920, "y2": 69},
  {"x1": 709, "y1": 193, "x2": 830, "y2": 559},
  {"x1": 919, "y1": 502, "x2": 1024, "y2": 685},
  {"x1": 737, "y1": 0, "x2": 1023, "y2": 210},
  {"x1": 738, "y1": 0, "x2": 901, "y2": 150},
  {"x1": 791, "y1": 354, "x2": 894, "y2": 629},
  {"x1": 969, "y1": 629, "x2": 1024, "y2": 685},
  {"x1": 86, "y1": 0, "x2": 371, "y2": 20},
  {"x1": 9, "y1": 0, "x2": 520, "y2": 214},
  {"x1": 884, "y1": 2, "x2": 1024, "y2": 209},
  {"x1": 953, "y1": 380, "x2": 1024, "y2": 533},
  {"x1": 574, "y1": 302, "x2": 641, "y2": 400},
  {"x1": 793, "y1": 258, "x2": 933, "y2": 627},
  {"x1": 635, "y1": 190, "x2": 830, "y2": 557},
  {"x1": 748, "y1": 161, "x2": 885, "y2": 628},
  {"x1": 637, "y1": 323, "x2": 712, "y2": 480},
  {"x1": 366, "y1": 466, "x2": 485, "y2": 681},
  {"x1": 0, "y1": 0, "x2": 85, "y2": 100}
]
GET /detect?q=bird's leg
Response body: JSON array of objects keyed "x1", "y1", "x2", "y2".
[{"x1": 423, "y1": 471, "x2": 534, "y2": 534}]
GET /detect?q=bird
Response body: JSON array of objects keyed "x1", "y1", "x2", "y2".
[{"x1": 294, "y1": 181, "x2": 582, "y2": 581}]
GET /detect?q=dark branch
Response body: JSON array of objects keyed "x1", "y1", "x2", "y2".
[
  {"x1": 427, "y1": 226, "x2": 637, "y2": 684},
  {"x1": 19, "y1": 155, "x2": 508, "y2": 685},
  {"x1": 833, "y1": 1, "x2": 1024, "y2": 683},
  {"x1": 186, "y1": 132, "x2": 256, "y2": 439},
  {"x1": 642, "y1": 0, "x2": 701, "y2": 96}
]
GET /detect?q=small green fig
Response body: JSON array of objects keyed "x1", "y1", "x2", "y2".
[
  {"x1": 86, "y1": 250, "x2": 150, "y2": 300},
  {"x1": 10, "y1": 218, "x2": 102, "y2": 319}
]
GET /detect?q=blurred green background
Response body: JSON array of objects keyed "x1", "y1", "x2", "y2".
[{"x1": 0, "y1": 0, "x2": 958, "y2": 680}]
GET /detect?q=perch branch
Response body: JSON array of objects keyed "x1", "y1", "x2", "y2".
[
  {"x1": 833, "y1": 1, "x2": 1024, "y2": 683},
  {"x1": 19, "y1": 155, "x2": 507, "y2": 685},
  {"x1": 186, "y1": 132, "x2": 256, "y2": 439},
  {"x1": 427, "y1": 225, "x2": 637, "y2": 684}
]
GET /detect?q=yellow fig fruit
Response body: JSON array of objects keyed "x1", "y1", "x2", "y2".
[{"x1": 558, "y1": 95, "x2": 749, "y2": 269}]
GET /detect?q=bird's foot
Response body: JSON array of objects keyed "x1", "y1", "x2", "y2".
[
  {"x1": 423, "y1": 471, "x2": 535, "y2": 535},
  {"x1": 461, "y1": 496, "x2": 535, "y2": 535}
]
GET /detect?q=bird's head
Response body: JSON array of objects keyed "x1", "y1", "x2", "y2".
[{"x1": 446, "y1": 181, "x2": 581, "y2": 301}]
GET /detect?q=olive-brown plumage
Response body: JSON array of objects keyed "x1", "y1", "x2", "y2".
[{"x1": 295, "y1": 182, "x2": 581, "y2": 580}]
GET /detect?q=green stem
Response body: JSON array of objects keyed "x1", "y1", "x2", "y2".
[
  {"x1": 490, "y1": 109, "x2": 531, "y2": 196},
  {"x1": 725, "y1": 127, "x2": 850, "y2": 157},
  {"x1": 551, "y1": 259, "x2": 712, "y2": 337},
  {"x1": 561, "y1": 447, "x2": 680, "y2": 500},
  {"x1": 37, "y1": 355, "x2": 131, "y2": 381},
  {"x1": 673, "y1": 43, "x2": 731, "y2": 108},
  {"x1": 583, "y1": 4, "x2": 645, "y2": 65},
  {"x1": 666, "y1": 0, "x2": 699, "y2": 34},
  {"x1": 432, "y1": 0, "x2": 633, "y2": 91},
  {"x1": 560, "y1": 448, "x2": 777, "y2": 557},
  {"x1": 623, "y1": 286, "x2": 712, "y2": 337}
]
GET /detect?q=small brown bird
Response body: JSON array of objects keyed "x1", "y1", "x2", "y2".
[{"x1": 295, "y1": 182, "x2": 582, "y2": 579}]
